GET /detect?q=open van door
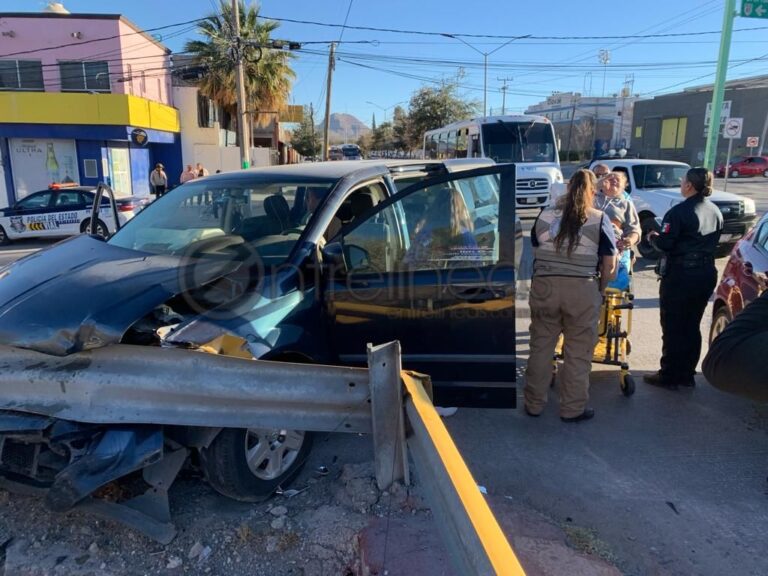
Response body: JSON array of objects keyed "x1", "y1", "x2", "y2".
[{"x1": 323, "y1": 164, "x2": 517, "y2": 408}]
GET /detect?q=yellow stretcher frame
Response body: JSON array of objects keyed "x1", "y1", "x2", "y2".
[{"x1": 553, "y1": 286, "x2": 636, "y2": 396}]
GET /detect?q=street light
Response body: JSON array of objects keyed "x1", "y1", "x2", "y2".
[
  {"x1": 366, "y1": 100, "x2": 406, "y2": 123},
  {"x1": 441, "y1": 33, "x2": 530, "y2": 118}
]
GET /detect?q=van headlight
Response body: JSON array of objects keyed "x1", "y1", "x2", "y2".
[
  {"x1": 554, "y1": 171, "x2": 564, "y2": 183},
  {"x1": 743, "y1": 197, "x2": 756, "y2": 214}
]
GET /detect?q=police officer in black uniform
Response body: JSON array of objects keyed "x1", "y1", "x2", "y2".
[{"x1": 643, "y1": 167, "x2": 723, "y2": 389}]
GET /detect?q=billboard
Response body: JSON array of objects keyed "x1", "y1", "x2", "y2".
[{"x1": 10, "y1": 138, "x2": 79, "y2": 199}]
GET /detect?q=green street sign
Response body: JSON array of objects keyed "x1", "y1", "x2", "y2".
[{"x1": 741, "y1": 0, "x2": 768, "y2": 18}]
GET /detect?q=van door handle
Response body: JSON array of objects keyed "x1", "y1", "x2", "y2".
[{"x1": 457, "y1": 287, "x2": 502, "y2": 303}]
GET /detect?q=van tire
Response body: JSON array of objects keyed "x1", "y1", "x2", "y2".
[
  {"x1": 0, "y1": 225, "x2": 10, "y2": 246},
  {"x1": 637, "y1": 218, "x2": 661, "y2": 260},
  {"x1": 200, "y1": 428, "x2": 313, "y2": 502}
]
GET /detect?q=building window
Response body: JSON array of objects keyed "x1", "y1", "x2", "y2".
[
  {"x1": 59, "y1": 61, "x2": 110, "y2": 92},
  {"x1": 197, "y1": 92, "x2": 219, "y2": 128},
  {"x1": 660, "y1": 117, "x2": 687, "y2": 149},
  {"x1": 0, "y1": 60, "x2": 44, "y2": 90}
]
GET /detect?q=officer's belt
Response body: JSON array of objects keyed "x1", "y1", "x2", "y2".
[{"x1": 667, "y1": 252, "x2": 714, "y2": 268}]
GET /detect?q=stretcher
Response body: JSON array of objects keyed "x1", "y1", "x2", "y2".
[{"x1": 553, "y1": 265, "x2": 636, "y2": 397}]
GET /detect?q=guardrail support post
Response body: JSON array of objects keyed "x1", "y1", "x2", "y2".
[{"x1": 367, "y1": 341, "x2": 409, "y2": 490}]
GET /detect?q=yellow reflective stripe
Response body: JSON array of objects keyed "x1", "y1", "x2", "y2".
[{"x1": 401, "y1": 373, "x2": 526, "y2": 576}]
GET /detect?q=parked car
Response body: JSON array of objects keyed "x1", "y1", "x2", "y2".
[
  {"x1": 0, "y1": 158, "x2": 520, "y2": 503},
  {"x1": 0, "y1": 183, "x2": 149, "y2": 245},
  {"x1": 709, "y1": 211, "x2": 768, "y2": 343},
  {"x1": 714, "y1": 155, "x2": 768, "y2": 178},
  {"x1": 586, "y1": 159, "x2": 758, "y2": 259}
]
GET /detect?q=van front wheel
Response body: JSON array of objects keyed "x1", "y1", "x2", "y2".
[{"x1": 200, "y1": 428, "x2": 313, "y2": 502}]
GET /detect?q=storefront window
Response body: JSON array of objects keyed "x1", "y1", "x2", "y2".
[{"x1": 109, "y1": 148, "x2": 132, "y2": 197}]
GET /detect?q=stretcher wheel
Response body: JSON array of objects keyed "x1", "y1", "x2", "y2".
[
  {"x1": 621, "y1": 374, "x2": 635, "y2": 397},
  {"x1": 625, "y1": 339, "x2": 632, "y2": 355}
]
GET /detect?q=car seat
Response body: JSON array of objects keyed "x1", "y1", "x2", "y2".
[{"x1": 264, "y1": 194, "x2": 291, "y2": 232}]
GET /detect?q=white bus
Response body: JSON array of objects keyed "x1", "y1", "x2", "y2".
[{"x1": 423, "y1": 115, "x2": 563, "y2": 208}]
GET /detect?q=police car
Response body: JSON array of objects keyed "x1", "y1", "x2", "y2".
[{"x1": 0, "y1": 184, "x2": 149, "y2": 245}]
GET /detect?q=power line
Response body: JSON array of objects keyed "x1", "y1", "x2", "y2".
[
  {"x1": 0, "y1": 17, "x2": 207, "y2": 59},
  {"x1": 258, "y1": 13, "x2": 768, "y2": 40},
  {"x1": 337, "y1": 0, "x2": 355, "y2": 44}
]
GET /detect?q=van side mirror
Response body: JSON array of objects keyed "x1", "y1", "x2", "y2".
[{"x1": 321, "y1": 241, "x2": 348, "y2": 276}]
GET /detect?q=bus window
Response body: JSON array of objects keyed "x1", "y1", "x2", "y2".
[
  {"x1": 437, "y1": 132, "x2": 447, "y2": 159},
  {"x1": 481, "y1": 121, "x2": 556, "y2": 163},
  {"x1": 470, "y1": 134, "x2": 481, "y2": 158},
  {"x1": 456, "y1": 129, "x2": 468, "y2": 158},
  {"x1": 446, "y1": 131, "x2": 457, "y2": 158},
  {"x1": 426, "y1": 135, "x2": 438, "y2": 159}
]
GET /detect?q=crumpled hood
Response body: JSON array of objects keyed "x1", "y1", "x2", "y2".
[{"x1": 0, "y1": 235, "x2": 229, "y2": 356}]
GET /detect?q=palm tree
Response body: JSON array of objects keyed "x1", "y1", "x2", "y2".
[{"x1": 184, "y1": 1, "x2": 295, "y2": 131}]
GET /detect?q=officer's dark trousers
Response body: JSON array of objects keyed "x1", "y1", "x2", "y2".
[{"x1": 659, "y1": 265, "x2": 717, "y2": 381}]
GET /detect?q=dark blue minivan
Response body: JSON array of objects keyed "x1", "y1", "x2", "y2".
[{"x1": 0, "y1": 159, "x2": 519, "y2": 501}]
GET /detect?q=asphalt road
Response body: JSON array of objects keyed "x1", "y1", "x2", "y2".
[{"x1": 448, "y1": 184, "x2": 768, "y2": 576}]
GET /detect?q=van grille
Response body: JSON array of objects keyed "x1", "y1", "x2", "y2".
[
  {"x1": 516, "y1": 178, "x2": 549, "y2": 191},
  {"x1": 713, "y1": 201, "x2": 744, "y2": 221}
]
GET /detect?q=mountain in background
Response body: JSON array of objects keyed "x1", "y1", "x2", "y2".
[{"x1": 317, "y1": 113, "x2": 370, "y2": 144}]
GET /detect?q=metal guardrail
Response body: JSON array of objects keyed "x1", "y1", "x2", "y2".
[
  {"x1": 367, "y1": 342, "x2": 525, "y2": 575},
  {"x1": 0, "y1": 341, "x2": 524, "y2": 574}
]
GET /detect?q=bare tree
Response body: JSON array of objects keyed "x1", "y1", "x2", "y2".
[{"x1": 573, "y1": 118, "x2": 595, "y2": 160}]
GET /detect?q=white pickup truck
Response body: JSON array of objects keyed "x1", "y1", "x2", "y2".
[{"x1": 589, "y1": 159, "x2": 758, "y2": 258}]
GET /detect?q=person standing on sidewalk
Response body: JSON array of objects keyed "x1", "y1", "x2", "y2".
[
  {"x1": 150, "y1": 163, "x2": 168, "y2": 198},
  {"x1": 643, "y1": 167, "x2": 723, "y2": 389},
  {"x1": 179, "y1": 164, "x2": 197, "y2": 184},
  {"x1": 525, "y1": 169, "x2": 617, "y2": 422}
]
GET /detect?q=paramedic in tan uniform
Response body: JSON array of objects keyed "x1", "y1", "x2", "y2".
[{"x1": 525, "y1": 169, "x2": 617, "y2": 422}]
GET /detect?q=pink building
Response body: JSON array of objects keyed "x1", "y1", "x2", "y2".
[{"x1": 0, "y1": 5, "x2": 181, "y2": 206}]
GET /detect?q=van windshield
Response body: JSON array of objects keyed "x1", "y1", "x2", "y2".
[
  {"x1": 481, "y1": 121, "x2": 556, "y2": 163},
  {"x1": 632, "y1": 164, "x2": 688, "y2": 189},
  {"x1": 108, "y1": 178, "x2": 336, "y2": 266}
]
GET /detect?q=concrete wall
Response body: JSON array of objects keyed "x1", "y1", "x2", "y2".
[
  {"x1": 175, "y1": 86, "x2": 275, "y2": 174},
  {"x1": 0, "y1": 15, "x2": 171, "y2": 105},
  {"x1": 630, "y1": 86, "x2": 768, "y2": 165},
  {"x1": 117, "y1": 19, "x2": 172, "y2": 105}
]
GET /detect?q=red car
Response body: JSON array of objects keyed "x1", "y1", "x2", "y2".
[
  {"x1": 714, "y1": 156, "x2": 768, "y2": 178},
  {"x1": 710, "y1": 211, "x2": 768, "y2": 343}
]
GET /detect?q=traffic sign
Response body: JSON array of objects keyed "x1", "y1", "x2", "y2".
[
  {"x1": 746, "y1": 136, "x2": 759, "y2": 148},
  {"x1": 723, "y1": 117, "x2": 743, "y2": 139},
  {"x1": 741, "y1": 0, "x2": 768, "y2": 18}
]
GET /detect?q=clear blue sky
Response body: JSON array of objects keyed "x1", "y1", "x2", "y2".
[{"x1": 3, "y1": 0, "x2": 768, "y2": 126}]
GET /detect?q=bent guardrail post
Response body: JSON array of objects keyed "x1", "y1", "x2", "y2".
[
  {"x1": 367, "y1": 341, "x2": 409, "y2": 490},
  {"x1": 402, "y1": 373, "x2": 526, "y2": 576}
]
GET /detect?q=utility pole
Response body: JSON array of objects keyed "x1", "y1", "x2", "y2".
[
  {"x1": 309, "y1": 103, "x2": 317, "y2": 158},
  {"x1": 232, "y1": 0, "x2": 250, "y2": 169},
  {"x1": 323, "y1": 42, "x2": 336, "y2": 161},
  {"x1": 704, "y1": 0, "x2": 736, "y2": 170},
  {"x1": 498, "y1": 76, "x2": 513, "y2": 115}
]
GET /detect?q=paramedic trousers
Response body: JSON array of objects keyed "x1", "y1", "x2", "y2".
[{"x1": 525, "y1": 275, "x2": 602, "y2": 418}]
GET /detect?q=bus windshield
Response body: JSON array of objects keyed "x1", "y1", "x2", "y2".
[{"x1": 481, "y1": 121, "x2": 556, "y2": 163}]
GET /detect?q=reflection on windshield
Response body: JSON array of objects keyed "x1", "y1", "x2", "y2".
[
  {"x1": 108, "y1": 179, "x2": 335, "y2": 266},
  {"x1": 632, "y1": 165, "x2": 688, "y2": 189},
  {"x1": 481, "y1": 121, "x2": 556, "y2": 163}
]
